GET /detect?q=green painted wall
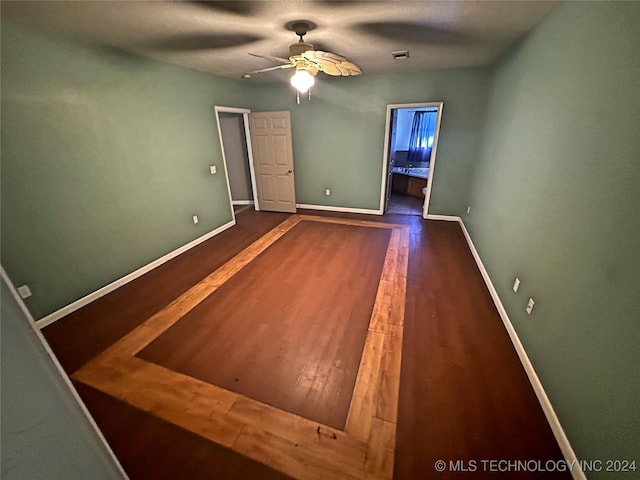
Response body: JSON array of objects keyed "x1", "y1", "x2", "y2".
[
  {"x1": 466, "y1": 2, "x2": 640, "y2": 472},
  {"x1": 1, "y1": 277, "x2": 124, "y2": 478},
  {"x1": 250, "y1": 68, "x2": 490, "y2": 213},
  {"x1": 1, "y1": 18, "x2": 491, "y2": 319},
  {"x1": 1, "y1": 22, "x2": 253, "y2": 318},
  {"x1": 3, "y1": 1, "x2": 639, "y2": 472}
]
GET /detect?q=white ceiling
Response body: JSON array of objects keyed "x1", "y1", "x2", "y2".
[{"x1": 2, "y1": 1, "x2": 558, "y2": 81}]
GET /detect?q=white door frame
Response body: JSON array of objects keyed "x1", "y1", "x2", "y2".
[
  {"x1": 379, "y1": 102, "x2": 444, "y2": 219},
  {"x1": 214, "y1": 106, "x2": 260, "y2": 218}
]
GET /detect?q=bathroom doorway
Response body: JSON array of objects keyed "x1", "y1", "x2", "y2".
[{"x1": 380, "y1": 102, "x2": 443, "y2": 218}]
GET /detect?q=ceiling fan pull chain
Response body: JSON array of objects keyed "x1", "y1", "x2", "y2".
[{"x1": 296, "y1": 89, "x2": 300, "y2": 105}]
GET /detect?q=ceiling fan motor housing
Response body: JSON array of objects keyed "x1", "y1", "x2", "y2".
[
  {"x1": 287, "y1": 20, "x2": 315, "y2": 37},
  {"x1": 287, "y1": 21, "x2": 315, "y2": 57},
  {"x1": 289, "y1": 42, "x2": 314, "y2": 56}
]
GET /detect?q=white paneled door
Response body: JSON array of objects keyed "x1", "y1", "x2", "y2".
[{"x1": 248, "y1": 111, "x2": 296, "y2": 213}]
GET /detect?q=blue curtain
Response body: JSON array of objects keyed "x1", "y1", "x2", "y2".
[{"x1": 407, "y1": 111, "x2": 433, "y2": 165}]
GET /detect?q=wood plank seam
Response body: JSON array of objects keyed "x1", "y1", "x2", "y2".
[{"x1": 72, "y1": 216, "x2": 409, "y2": 480}]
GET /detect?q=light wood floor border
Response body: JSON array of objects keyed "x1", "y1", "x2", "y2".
[{"x1": 73, "y1": 214, "x2": 410, "y2": 480}]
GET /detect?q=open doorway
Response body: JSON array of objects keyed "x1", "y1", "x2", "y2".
[
  {"x1": 215, "y1": 107, "x2": 297, "y2": 215},
  {"x1": 214, "y1": 106, "x2": 258, "y2": 216},
  {"x1": 380, "y1": 102, "x2": 443, "y2": 218}
]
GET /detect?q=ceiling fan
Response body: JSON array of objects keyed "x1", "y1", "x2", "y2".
[{"x1": 242, "y1": 21, "x2": 362, "y2": 97}]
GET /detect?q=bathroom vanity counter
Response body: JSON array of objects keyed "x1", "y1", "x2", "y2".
[
  {"x1": 391, "y1": 168, "x2": 428, "y2": 198},
  {"x1": 391, "y1": 166, "x2": 429, "y2": 179}
]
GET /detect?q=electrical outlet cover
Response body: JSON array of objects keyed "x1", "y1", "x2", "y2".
[
  {"x1": 526, "y1": 298, "x2": 535, "y2": 315},
  {"x1": 17, "y1": 285, "x2": 32, "y2": 299}
]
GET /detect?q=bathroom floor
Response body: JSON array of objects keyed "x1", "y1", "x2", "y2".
[{"x1": 386, "y1": 193, "x2": 424, "y2": 216}]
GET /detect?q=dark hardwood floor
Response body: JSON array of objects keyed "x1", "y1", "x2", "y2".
[
  {"x1": 74, "y1": 382, "x2": 292, "y2": 480},
  {"x1": 137, "y1": 220, "x2": 391, "y2": 430},
  {"x1": 44, "y1": 209, "x2": 290, "y2": 374},
  {"x1": 386, "y1": 193, "x2": 423, "y2": 216},
  {"x1": 43, "y1": 208, "x2": 569, "y2": 479}
]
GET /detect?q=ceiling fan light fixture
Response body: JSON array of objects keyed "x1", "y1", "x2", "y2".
[{"x1": 290, "y1": 68, "x2": 315, "y2": 93}]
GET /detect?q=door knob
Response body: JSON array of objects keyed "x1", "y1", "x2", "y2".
[{"x1": 285, "y1": 169, "x2": 293, "y2": 175}]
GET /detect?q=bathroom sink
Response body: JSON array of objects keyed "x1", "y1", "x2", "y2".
[{"x1": 391, "y1": 167, "x2": 429, "y2": 179}]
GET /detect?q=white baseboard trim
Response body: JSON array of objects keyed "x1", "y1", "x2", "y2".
[
  {"x1": 13, "y1": 209, "x2": 580, "y2": 478},
  {"x1": 455, "y1": 219, "x2": 584, "y2": 480},
  {"x1": 1, "y1": 267, "x2": 129, "y2": 479},
  {"x1": 35, "y1": 219, "x2": 236, "y2": 329},
  {"x1": 2, "y1": 266, "x2": 37, "y2": 325},
  {"x1": 232, "y1": 200, "x2": 254, "y2": 205},
  {"x1": 296, "y1": 203, "x2": 382, "y2": 216},
  {"x1": 425, "y1": 213, "x2": 460, "y2": 222}
]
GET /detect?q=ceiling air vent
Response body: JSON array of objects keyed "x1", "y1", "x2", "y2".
[{"x1": 392, "y1": 50, "x2": 410, "y2": 60}]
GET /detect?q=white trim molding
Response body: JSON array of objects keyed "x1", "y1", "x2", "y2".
[
  {"x1": 213, "y1": 106, "x2": 259, "y2": 213},
  {"x1": 232, "y1": 200, "x2": 255, "y2": 206},
  {"x1": 296, "y1": 204, "x2": 382, "y2": 216},
  {"x1": 453, "y1": 217, "x2": 585, "y2": 480},
  {"x1": 411, "y1": 214, "x2": 584, "y2": 479},
  {"x1": 0, "y1": 267, "x2": 129, "y2": 480},
  {"x1": 379, "y1": 102, "x2": 444, "y2": 218},
  {"x1": 35, "y1": 220, "x2": 236, "y2": 329},
  {"x1": 425, "y1": 213, "x2": 460, "y2": 222},
  {"x1": 214, "y1": 106, "x2": 249, "y2": 222}
]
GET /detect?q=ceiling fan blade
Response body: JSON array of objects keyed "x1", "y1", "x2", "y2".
[
  {"x1": 301, "y1": 50, "x2": 362, "y2": 76},
  {"x1": 332, "y1": 59, "x2": 362, "y2": 76},
  {"x1": 245, "y1": 64, "x2": 295, "y2": 75},
  {"x1": 248, "y1": 53, "x2": 291, "y2": 64}
]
